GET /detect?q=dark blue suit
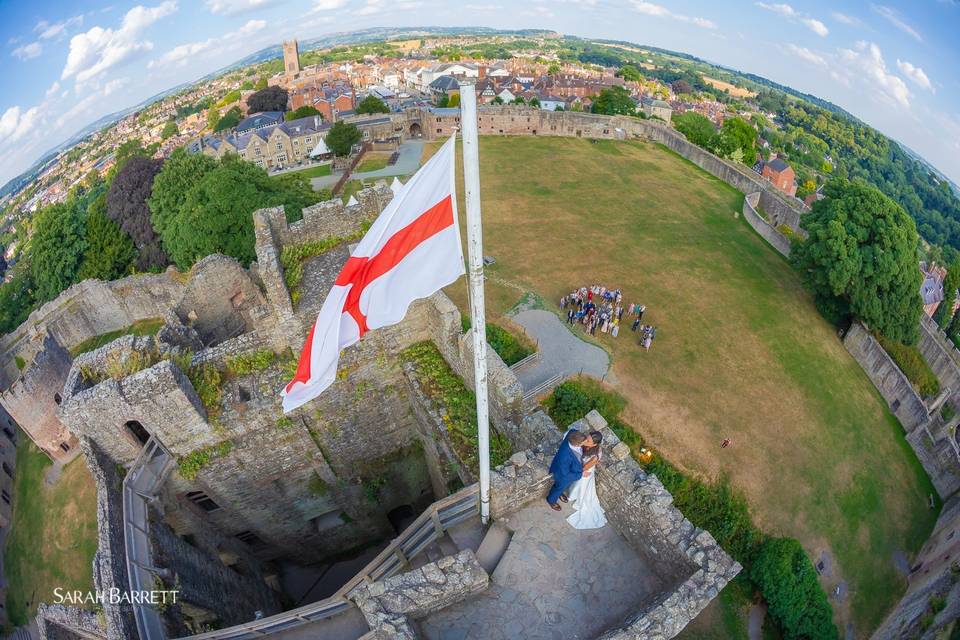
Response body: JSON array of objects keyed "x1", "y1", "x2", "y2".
[{"x1": 547, "y1": 431, "x2": 583, "y2": 505}]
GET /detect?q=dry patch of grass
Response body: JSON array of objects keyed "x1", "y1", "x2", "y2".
[
  {"x1": 4, "y1": 438, "x2": 98, "y2": 627},
  {"x1": 702, "y1": 75, "x2": 757, "y2": 98},
  {"x1": 429, "y1": 135, "x2": 938, "y2": 634}
]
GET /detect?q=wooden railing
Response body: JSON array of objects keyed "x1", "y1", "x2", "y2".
[{"x1": 182, "y1": 483, "x2": 480, "y2": 639}]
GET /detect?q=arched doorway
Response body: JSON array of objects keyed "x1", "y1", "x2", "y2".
[
  {"x1": 409, "y1": 122, "x2": 422, "y2": 138},
  {"x1": 125, "y1": 420, "x2": 151, "y2": 446},
  {"x1": 387, "y1": 504, "x2": 416, "y2": 534}
]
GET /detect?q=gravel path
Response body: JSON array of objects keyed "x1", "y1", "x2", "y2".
[{"x1": 509, "y1": 309, "x2": 610, "y2": 393}]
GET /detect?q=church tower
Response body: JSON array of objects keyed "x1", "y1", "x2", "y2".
[{"x1": 282, "y1": 39, "x2": 300, "y2": 76}]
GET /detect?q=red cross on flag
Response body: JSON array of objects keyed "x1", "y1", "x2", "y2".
[{"x1": 282, "y1": 136, "x2": 464, "y2": 412}]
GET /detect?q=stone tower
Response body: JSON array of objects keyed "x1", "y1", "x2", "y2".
[{"x1": 282, "y1": 39, "x2": 300, "y2": 76}]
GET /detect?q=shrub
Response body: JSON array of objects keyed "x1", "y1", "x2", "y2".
[
  {"x1": 225, "y1": 349, "x2": 276, "y2": 376},
  {"x1": 14, "y1": 356, "x2": 25, "y2": 371},
  {"x1": 461, "y1": 317, "x2": 535, "y2": 366},
  {"x1": 875, "y1": 331, "x2": 940, "y2": 397},
  {"x1": 279, "y1": 235, "x2": 359, "y2": 304},
  {"x1": 542, "y1": 378, "x2": 626, "y2": 429},
  {"x1": 187, "y1": 364, "x2": 223, "y2": 418},
  {"x1": 177, "y1": 441, "x2": 233, "y2": 481},
  {"x1": 750, "y1": 538, "x2": 838, "y2": 640},
  {"x1": 308, "y1": 472, "x2": 328, "y2": 496}
]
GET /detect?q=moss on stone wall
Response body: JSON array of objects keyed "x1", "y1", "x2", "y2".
[
  {"x1": 177, "y1": 440, "x2": 233, "y2": 481},
  {"x1": 401, "y1": 340, "x2": 512, "y2": 470}
]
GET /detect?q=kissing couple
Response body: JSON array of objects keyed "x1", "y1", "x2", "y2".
[{"x1": 546, "y1": 427, "x2": 607, "y2": 530}]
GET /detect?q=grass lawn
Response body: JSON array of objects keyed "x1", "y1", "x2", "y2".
[
  {"x1": 428, "y1": 136, "x2": 938, "y2": 636},
  {"x1": 69, "y1": 317, "x2": 165, "y2": 357},
  {"x1": 4, "y1": 437, "x2": 98, "y2": 627},
  {"x1": 355, "y1": 154, "x2": 391, "y2": 173},
  {"x1": 276, "y1": 163, "x2": 332, "y2": 179}
]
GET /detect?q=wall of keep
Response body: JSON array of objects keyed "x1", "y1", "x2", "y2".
[
  {"x1": 918, "y1": 315, "x2": 960, "y2": 412},
  {"x1": 80, "y1": 437, "x2": 138, "y2": 640},
  {"x1": 843, "y1": 322, "x2": 930, "y2": 432},
  {"x1": 1, "y1": 334, "x2": 78, "y2": 461}
]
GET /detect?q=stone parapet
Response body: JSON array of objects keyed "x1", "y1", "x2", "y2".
[
  {"x1": 36, "y1": 603, "x2": 106, "y2": 640},
  {"x1": 350, "y1": 549, "x2": 488, "y2": 638}
]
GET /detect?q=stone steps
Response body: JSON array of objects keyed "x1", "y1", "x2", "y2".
[{"x1": 475, "y1": 522, "x2": 512, "y2": 575}]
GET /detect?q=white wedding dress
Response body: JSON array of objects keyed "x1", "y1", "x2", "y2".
[{"x1": 566, "y1": 456, "x2": 607, "y2": 530}]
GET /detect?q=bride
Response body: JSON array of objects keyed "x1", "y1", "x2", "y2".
[{"x1": 566, "y1": 429, "x2": 607, "y2": 530}]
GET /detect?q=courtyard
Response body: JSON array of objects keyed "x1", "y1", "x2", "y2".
[{"x1": 435, "y1": 136, "x2": 939, "y2": 636}]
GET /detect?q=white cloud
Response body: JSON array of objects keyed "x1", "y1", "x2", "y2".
[
  {"x1": 465, "y1": 3, "x2": 502, "y2": 9},
  {"x1": 631, "y1": 1, "x2": 716, "y2": 29},
  {"x1": 149, "y1": 18, "x2": 267, "y2": 69},
  {"x1": 896, "y1": 59, "x2": 933, "y2": 92},
  {"x1": 0, "y1": 107, "x2": 21, "y2": 139},
  {"x1": 521, "y1": 5, "x2": 554, "y2": 17},
  {"x1": 45, "y1": 81, "x2": 61, "y2": 97},
  {"x1": 205, "y1": 0, "x2": 280, "y2": 15},
  {"x1": 309, "y1": 0, "x2": 348, "y2": 10},
  {"x1": 801, "y1": 17, "x2": 829, "y2": 36},
  {"x1": 11, "y1": 42, "x2": 42, "y2": 60},
  {"x1": 838, "y1": 41, "x2": 911, "y2": 108},
  {"x1": 61, "y1": 1, "x2": 178, "y2": 85},
  {"x1": 871, "y1": 5, "x2": 922, "y2": 42},
  {"x1": 102, "y1": 77, "x2": 129, "y2": 96},
  {"x1": 831, "y1": 11, "x2": 860, "y2": 25},
  {"x1": 35, "y1": 15, "x2": 84, "y2": 40},
  {"x1": 0, "y1": 105, "x2": 41, "y2": 143},
  {"x1": 755, "y1": 2, "x2": 797, "y2": 17},
  {"x1": 786, "y1": 43, "x2": 826, "y2": 66}
]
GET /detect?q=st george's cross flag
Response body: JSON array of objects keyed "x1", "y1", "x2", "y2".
[{"x1": 282, "y1": 136, "x2": 464, "y2": 412}]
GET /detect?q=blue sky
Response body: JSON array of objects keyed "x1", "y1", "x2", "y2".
[{"x1": 1, "y1": 0, "x2": 958, "y2": 188}]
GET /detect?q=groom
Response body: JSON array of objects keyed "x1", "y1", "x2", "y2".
[{"x1": 546, "y1": 429, "x2": 592, "y2": 511}]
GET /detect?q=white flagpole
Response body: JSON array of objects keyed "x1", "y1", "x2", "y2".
[{"x1": 458, "y1": 80, "x2": 491, "y2": 525}]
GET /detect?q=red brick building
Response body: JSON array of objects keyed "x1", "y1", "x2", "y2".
[{"x1": 760, "y1": 157, "x2": 797, "y2": 197}]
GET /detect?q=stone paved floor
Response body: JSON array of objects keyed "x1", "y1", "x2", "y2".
[
  {"x1": 510, "y1": 309, "x2": 610, "y2": 392},
  {"x1": 419, "y1": 502, "x2": 664, "y2": 640}
]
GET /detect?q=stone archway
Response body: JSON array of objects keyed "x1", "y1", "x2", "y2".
[{"x1": 409, "y1": 122, "x2": 422, "y2": 138}]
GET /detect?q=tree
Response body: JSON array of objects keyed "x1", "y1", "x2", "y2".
[
  {"x1": 792, "y1": 179, "x2": 923, "y2": 343},
  {"x1": 750, "y1": 538, "x2": 838, "y2": 640},
  {"x1": 216, "y1": 90, "x2": 241, "y2": 107},
  {"x1": 255, "y1": 77, "x2": 268, "y2": 90},
  {"x1": 436, "y1": 93, "x2": 450, "y2": 108},
  {"x1": 214, "y1": 106, "x2": 242, "y2": 132},
  {"x1": 547, "y1": 63, "x2": 560, "y2": 75},
  {"x1": 718, "y1": 117, "x2": 756, "y2": 162},
  {"x1": 447, "y1": 92, "x2": 461, "y2": 108},
  {"x1": 247, "y1": 85, "x2": 289, "y2": 113},
  {"x1": 673, "y1": 112, "x2": 719, "y2": 150},
  {"x1": 79, "y1": 193, "x2": 137, "y2": 281},
  {"x1": 241, "y1": 80, "x2": 253, "y2": 90},
  {"x1": 161, "y1": 120, "x2": 179, "y2": 140},
  {"x1": 590, "y1": 86, "x2": 635, "y2": 116},
  {"x1": 511, "y1": 96, "x2": 526, "y2": 105},
  {"x1": 325, "y1": 121, "x2": 362, "y2": 157},
  {"x1": 0, "y1": 264, "x2": 35, "y2": 334},
  {"x1": 528, "y1": 97, "x2": 541, "y2": 109},
  {"x1": 114, "y1": 138, "x2": 151, "y2": 172},
  {"x1": 149, "y1": 148, "x2": 219, "y2": 244},
  {"x1": 106, "y1": 156, "x2": 168, "y2": 271},
  {"x1": 155, "y1": 156, "x2": 319, "y2": 268},
  {"x1": 672, "y1": 79, "x2": 693, "y2": 95},
  {"x1": 490, "y1": 96, "x2": 504, "y2": 105},
  {"x1": 356, "y1": 95, "x2": 390, "y2": 114},
  {"x1": 30, "y1": 201, "x2": 87, "y2": 302},
  {"x1": 616, "y1": 64, "x2": 642, "y2": 82},
  {"x1": 284, "y1": 105, "x2": 322, "y2": 121}
]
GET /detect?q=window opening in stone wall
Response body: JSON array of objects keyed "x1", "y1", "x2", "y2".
[
  {"x1": 125, "y1": 420, "x2": 150, "y2": 446},
  {"x1": 312, "y1": 509, "x2": 345, "y2": 532},
  {"x1": 235, "y1": 530, "x2": 266, "y2": 548},
  {"x1": 238, "y1": 386, "x2": 252, "y2": 402},
  {"x1": 2, "y1": 462, "x2": 11, "y2": 478},
  {"x1": 59, "y1": 442, "x2": 70, "y2": 453},
  {"x1": 1, "y1": 489, "x2": 9, "y2": 504},
  {"x1": 891, "y1": 399, "x2": 901, "y2": 412},
  {"x1": 3, "y1": 427, "x2": 14, "y2": 442},
  {"x1": 186, "y1": 491, "x2": 220, "y2": 512},
  {"x1": 54, "y1": 393, "x2": 61, "y2": 405}
]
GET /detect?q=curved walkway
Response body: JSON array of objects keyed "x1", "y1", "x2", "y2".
[{"x1": 509, "y1": 309, "x2": 610, "y2": 393}]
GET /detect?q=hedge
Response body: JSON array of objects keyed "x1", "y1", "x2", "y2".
[
  {"x1": 542, "y1": 378, "x2": 837, "y2": 639},
  {"x1": 461, "y1": 317, "x2": 535, "y2": 366}
]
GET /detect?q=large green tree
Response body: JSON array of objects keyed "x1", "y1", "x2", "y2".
[
  {"x1": 750, "y1": 538, "x2": 838, "y2": 640},
  {"x1": 30, "y1": 200, "x2": 87, "y2": 302},
  {"x1": 155, "y1": 155, "x2": 320, "y2": 268},
  {"x1": 78, "y1": 193, "x2": 137, "y2": 281},
  {"x1": 673, "y1": 112, "x2": 719, "y2": 149},
  {"x1": 718, "y1": 117, "x2": 756, "y2": 163},
  {"x1": 148, "y1": 148, "x2": 219, "y2": 244},
  {"x1": 247, "y1": 86, "x2": 289, "y2": 113},
  {"x1": 285, "y1": 105, "x2": 322, "y2": 121},
  {"x1": 161, "y1": 120, "x2": 179, "y2": 140},
  {"x1": 590, "y1": 86, "x2": 635, "y2": 116},
  {"x1": 214, "y1": 106, "x2": 242, "y2": 132},
  {"x1": 356, "y1": 95, "x2": 389, "y2": 114},
  {"x1": 792, "y1": 179, "x2": 923, "y2": 343},
  {"x1": 616, "y1": 64, "x2": 642, "y2": 82},
  {"x1": 0, "y1": 264, "x2": 35, "y2": 334},
  {"x1": 325, "y1": 121, "x2": 362, "y2": 157}
]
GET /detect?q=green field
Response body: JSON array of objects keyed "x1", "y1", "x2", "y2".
[
  {"x1": 355, "y1": 154, "x2": 391, "y2": 173},
  {"x1": 272, "y1": 163, "x2": 332, "y2": 180},
  {"x1": 431, "y1": 136, "x2": 938, "y2": 636},
  {"x1": 4, "y1": 438, "x2": 98, "y2": 627}
]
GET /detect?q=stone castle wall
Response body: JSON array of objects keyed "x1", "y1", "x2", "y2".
[
  {"x1": 918, "y1": 315, "x2": 960, "y2": 412},
  {"x1": 742, "y1": 192, "x2": 792, "y2": 258}
]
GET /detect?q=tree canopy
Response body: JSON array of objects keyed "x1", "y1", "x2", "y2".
[
  {"x1": 247, "y1": 85, "x2": 289, "y2": 113},
  {"x1": 255, "y1": 77, "x2": 268, "y2": 90},
  {"x1": 30, "y1": 200, "x2": 87, "y2": 302},
  {"x1": 718, "y1": 117, "x2": 756, "y2": 163},
  {"x1": 160, "y1": 120, "x2": 179, "y2": 140},
  {"x1": 78, "y1": 192, "x2": 137, "y2": 281},
  {"x1": 356, "y1": 95, "x2": 389, "y2": 114},
  {"x1": 447, "y1": 92, "x2": 461, "y2": 108},
  {"x1": 0, "y1": 264, "x2": 35, "y2": 334},
  {"x1": 285, "y1": 105, "x2": 322, "y2": 121},
  {"x1": 325, "y1": 121, "x2": 362, "y2": 157},
  {"x1": 792, "y1": 179, "x2": 923, "y2": 344},
  {"x1": 106, "y1": 156, "x2": 168, "y2": 271},
  {"x1": 214, "y1": 106, "x2": 242, "y2": 132},
  {"x1": 616, "y1": 64, "x2": 642, "y2": 82},
  {"x1": 590, "y1": 86, "x2": 636, "y2": 116},
  {"x1": 673, "y1": 112, "x2": 718, "y2": 148}
]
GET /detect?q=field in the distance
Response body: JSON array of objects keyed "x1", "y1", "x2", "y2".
[
  {"x1": 3, "y1": 437, "x2": 98, "y2": 628},
  {"x1": 429, "y1": 136, "x2": 937, "y2": 636}
]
